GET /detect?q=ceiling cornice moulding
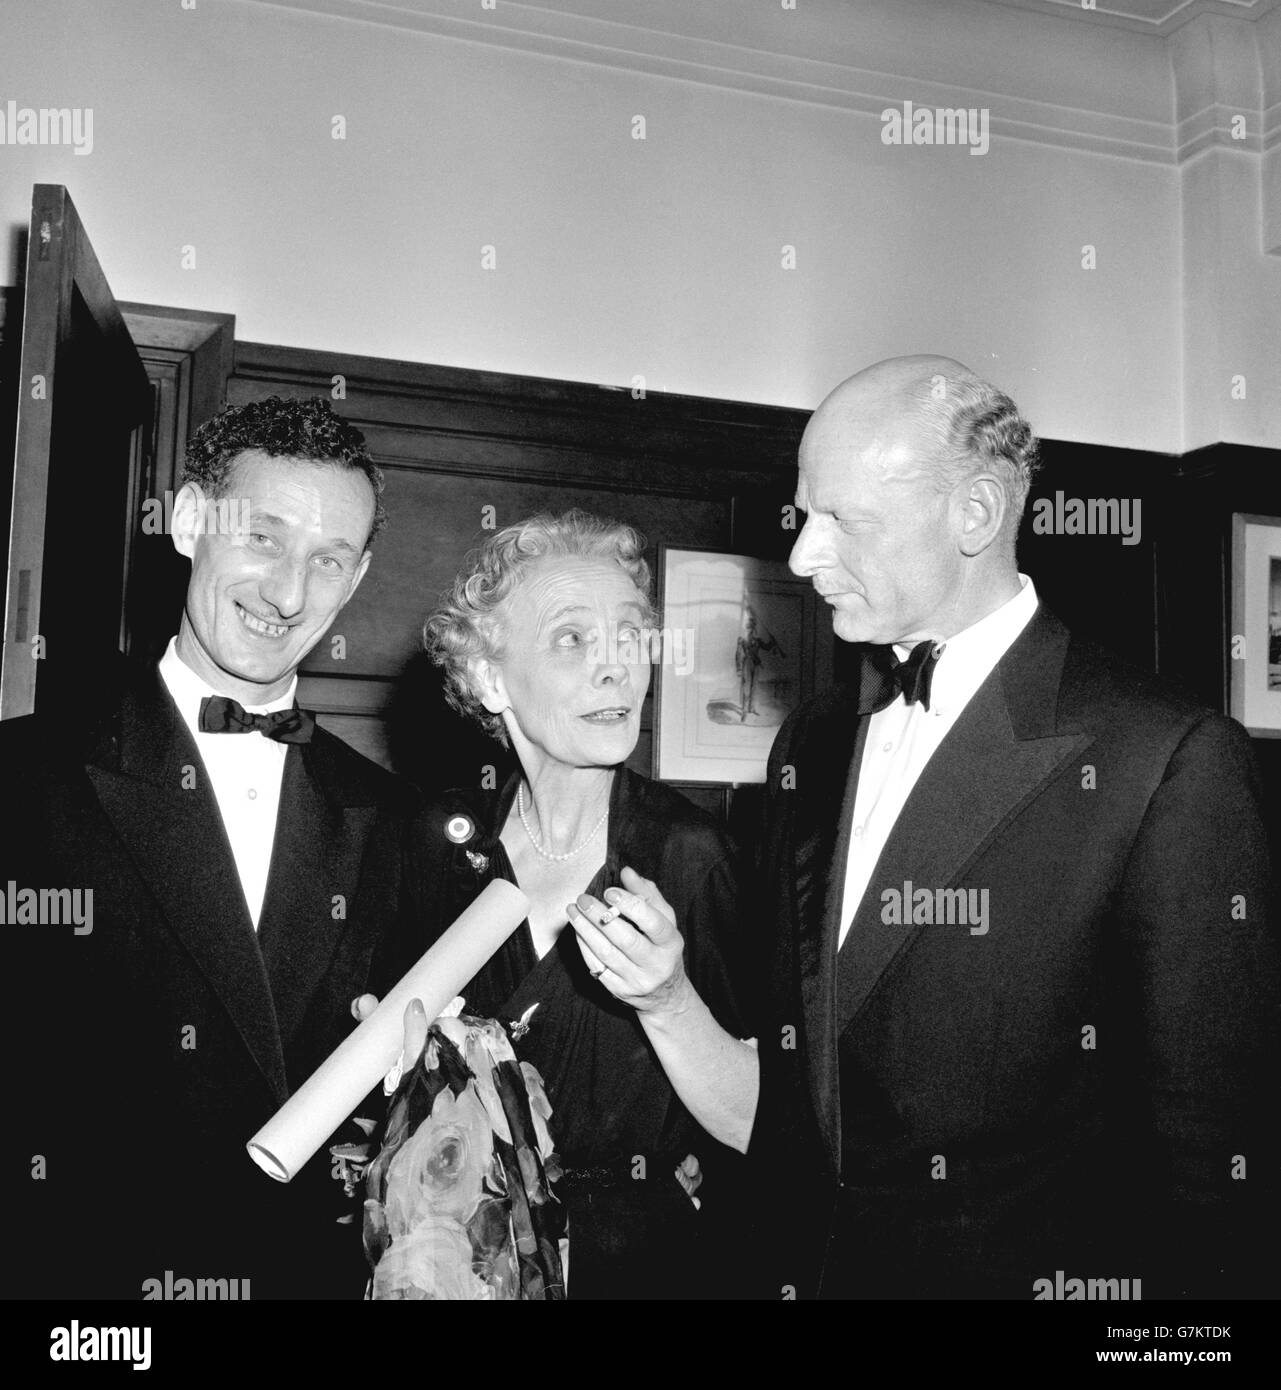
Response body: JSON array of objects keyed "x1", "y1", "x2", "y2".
[
  {"x1": 981, "y1": 0, "x2": 1278, "y2": 38},
  {"x1": 246, "y1": 0, "x2": 1281, "y2": 167}
]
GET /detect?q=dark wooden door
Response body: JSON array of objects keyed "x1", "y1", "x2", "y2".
[{"x1": 0, "y1": 184, "x2": 153, "y2": 718}]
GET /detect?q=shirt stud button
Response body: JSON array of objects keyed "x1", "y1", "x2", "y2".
[{"x1": 247, "y1": 788, "x2": 258, "y2": 800}]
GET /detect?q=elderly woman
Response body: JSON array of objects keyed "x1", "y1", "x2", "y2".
[{"x1": 415, "y1": 509, "x2": 759, "y2": 1300}]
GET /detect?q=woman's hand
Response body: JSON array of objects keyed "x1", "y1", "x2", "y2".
[
  {"x1": 570, "y1": 866, "x2": 759, "y2": 1153},
  {"x1": 567, "y1": 865, "x2": 692, "y2": 1016},
  {"x1": 351, "y1": 994, "x2": 430, "y2": 1092}
]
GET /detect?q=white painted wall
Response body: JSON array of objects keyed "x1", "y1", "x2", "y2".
[
  {"x1": 0, "y1": 0, "x2": 1271, "y2": 451},
  {"x1": 1174, "y1": 12, "x2": 1281, "y2": 449}
]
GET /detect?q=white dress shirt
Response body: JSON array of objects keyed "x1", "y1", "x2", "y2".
[
  {"x1": 837, "y1": 575, "x2": 1040, "y2": 949},
  {"x1": 159, "y1": 638, "x2": 297, "y2": 931}
]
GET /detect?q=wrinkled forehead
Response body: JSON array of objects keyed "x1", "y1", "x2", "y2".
[
  {"x1": 227, "y1": 450, "x2": 375, "y2": 544},
  {"x1": 507, "y1": 556, "x2": 648, "y2": 626},
  {"x1": 798, "y1": 405, "x2": 934, "y2": 507}
]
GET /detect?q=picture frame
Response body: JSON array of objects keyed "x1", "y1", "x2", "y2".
[
  {"x1": 1229, "y1": 512, "x2": 1281, "y2": 738},
  {"x1": 653, "y1": 544, "x2": 833, "y2": 785}
]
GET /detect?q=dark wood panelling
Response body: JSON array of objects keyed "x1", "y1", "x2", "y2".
[
  {"x1": 229, "y1": 344, "x2": 807, "y2": 478},
  {"x1": 1016, "y1": 439, "x2": 1281, "y2": 864},
  {"x1": 1018, "y1": 441, "x2": 1167, "y2": 671},
  {"x1": 228, "y1": 342, "x2": 806, "y2": 809},
  {"x1": 1154, "y1": 444, "x2": 1281, "y2": 864},
  {"x1": 1155, "y1": 445, "x2": 1281, "y2": 707},
  {"x1": 222, "y1": 340, "x2": 1276, "y2": 864},
  {"x1": 316, "y1": 467, "x2": 730, "y2": 681}
]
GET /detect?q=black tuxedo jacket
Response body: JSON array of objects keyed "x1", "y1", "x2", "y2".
[
  {"x1": 752, "y1": 607, "x2": 1279, "y2": 1300},
  {"x1": 3, "y1": 661, "x2": 422, "y2": 1299}
]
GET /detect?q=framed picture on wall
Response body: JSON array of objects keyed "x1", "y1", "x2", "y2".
[
  {"x1": 653, "y1": 545, "x2": 833, "y2": 784},
  {"x1": 1230, "y1": 513, "x2": 1281, "y2": 738}
]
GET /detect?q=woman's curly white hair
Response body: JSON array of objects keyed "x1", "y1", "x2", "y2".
[{"x1": 424, "y1": 508, "x2": 656, "y2": 744}]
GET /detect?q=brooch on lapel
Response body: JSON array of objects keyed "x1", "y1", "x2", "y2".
[
  {"x1": 508, "y1": 1003, "x2": 539, "y2": 1041},
  {"x1": 444, "y1": 812, "x2": 489, "y2": 872}
]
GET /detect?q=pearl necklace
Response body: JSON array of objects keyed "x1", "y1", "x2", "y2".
[{"x1": 517, "y1": 782, "x2": 609, "y2": 862}]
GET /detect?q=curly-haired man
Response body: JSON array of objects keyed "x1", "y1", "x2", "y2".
[{"x1": 5, "y1": 395, "x2": 421, "y2": 1300}]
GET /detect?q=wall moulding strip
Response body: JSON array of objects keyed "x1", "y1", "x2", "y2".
[{"x1": 253, "y1": 0, "x2": 1181, "y2": 164}]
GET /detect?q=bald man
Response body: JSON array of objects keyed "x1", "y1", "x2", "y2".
[{"x1": 751, "y1": 357, "x2": 1278, "y2": 1300}]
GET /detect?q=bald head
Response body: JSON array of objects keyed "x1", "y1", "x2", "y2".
[
  {"x1": 789, "y1": 356, "x2": 1036, "y2": 644},
  {"x1": 810, "y1": 356, "x2": 1034, "y2": 497},
  {"x1": 817, "y1": 353, "x2": 975, "y2": 413}
]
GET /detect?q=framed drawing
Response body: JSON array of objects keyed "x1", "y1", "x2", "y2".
[
  {"x1": 653, "y1": 545, "x2": 833, "y2": 785},
  {"x1": 1230, "y1": 513, "x2": 1281, "y2": 738}
]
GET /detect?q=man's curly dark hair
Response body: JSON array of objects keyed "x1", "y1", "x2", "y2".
[{"x1": 182, "y1": 396, "x2": 386, "y2": 546}]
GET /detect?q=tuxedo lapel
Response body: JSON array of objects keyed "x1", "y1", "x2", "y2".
[
  {"x1": 789, "y1": 687, "x2": 864, "y2": 1170},
  {"x1": 256, "y1": 737, "x2": 377, "y2": 1053},
  {"x1": 84, "y1": 668, "x2": 289, "y2": 1103},
  {"x1": 835, "y1": 608, "x2": 1092, "y2": 1030}
]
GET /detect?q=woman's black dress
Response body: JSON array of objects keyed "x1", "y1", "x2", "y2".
[{"x1": 407, "y1": 765, "x2": 753, "y2": 1300}]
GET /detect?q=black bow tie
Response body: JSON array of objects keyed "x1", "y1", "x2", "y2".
[
  {"x1": 198, "y1": 695, "x2": 316, "y2": 744},
  {"x1": 859, "y1": 640, "x2": 944, "y2": 714}
]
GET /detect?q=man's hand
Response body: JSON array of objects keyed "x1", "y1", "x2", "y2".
[{"x1": 567, "y1": 866, "x2": 691, "y2": 1015}]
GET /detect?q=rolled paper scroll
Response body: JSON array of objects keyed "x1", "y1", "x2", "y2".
[{"x1": 247, "y1": 878, "x2": 529, "y2": 1183}]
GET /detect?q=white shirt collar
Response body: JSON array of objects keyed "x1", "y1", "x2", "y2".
[
  {"x1": 159, "y1": 636, "x2": 298, "y2": 740},
  {"x1": 893, "y1": 574, "x2": 1039, "y2": 712}
]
